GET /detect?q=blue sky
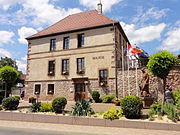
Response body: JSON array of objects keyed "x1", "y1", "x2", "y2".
[{"x1": 0, "y1": 0, "x2": 179, "y2": 72}]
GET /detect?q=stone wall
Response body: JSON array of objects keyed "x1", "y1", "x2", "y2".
[
  {"x1": 25, "y1": 80, "x2": 74, "y2": 101},
  {"x1": 25, "y1": 78, "x2": 116, "y2": 101},
  {"x1": 117, "y1": 66, "x2": 180, "y2": 101}
]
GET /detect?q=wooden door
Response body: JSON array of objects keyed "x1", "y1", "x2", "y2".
[{"x1": 75, "y1": 83, "x2": 85, "y2": 101}]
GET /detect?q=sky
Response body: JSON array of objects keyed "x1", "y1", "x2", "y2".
[{"x1": 0, "y1": 0, "x2": 180, "y2": 72}]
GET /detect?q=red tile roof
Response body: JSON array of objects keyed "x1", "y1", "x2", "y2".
[{"x1": 27, "y1": 10, "x2": 118, "y2": 39}]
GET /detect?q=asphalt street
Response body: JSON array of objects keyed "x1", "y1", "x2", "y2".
[{"x1": 0, "y1": 127, "x2": 97, "y2": 135}]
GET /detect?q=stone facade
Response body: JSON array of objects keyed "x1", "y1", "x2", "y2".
[
  {"x1": 25, "y1": 78, "x2": 116, "y2": 101},
  {"x1": 117, "y1": 66, "x2": 180, "y2": 101}
]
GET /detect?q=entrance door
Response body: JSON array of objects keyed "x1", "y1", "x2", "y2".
[{"x1": 75, "y1": 83, "x2": 85, "y2": 101}]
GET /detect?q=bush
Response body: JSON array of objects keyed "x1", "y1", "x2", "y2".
[
  {"x1": 173, "y1": 88, "x2": 180, "y2": 109},
  {"x1": 40, "y1": 102, "x2": 53, "y2": 112},
  {"x1": 0, "y1": 106, "x2": 3, "y2": 111},
  {"x1": 163, "y1": 103, "x2": 179, "y2": 122},
  {"x1": 2, "y1": 97, "x2": 19, "y2": 110},
  {"x1": 103, "y1": 108, "x2": 123, "y2": 120},
  {"x1": 52, "y1": 97, "x2": 67, "y2": 113},
  {"x1": 92, "y1": 91, "x2": 101, "y2": 103},
  {"x1": 0, "y1": 96, "x2": 4, "y2": 104},
  {"x1": 30, "y1": 102, "x2": 41, "y2": 112},
  {"x1": 14, "y1": 96, "x2": 20, "y2": 100},
  {"x1": 71, "y1": 99, "x2": 94, "y2": 116},
  {"x1": 121, "y1": 96, "x2": 142, "y2": 119},
  {"x1": 102, "y1": 94, "x2": 115, "y2": 103},
  {"x1": 148, "y1": 102, "x2": 162, "y2": 118}
]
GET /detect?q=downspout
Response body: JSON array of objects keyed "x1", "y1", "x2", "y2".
[{"x1": 113, "y1": 23, "x2": 118, "y2": 98}]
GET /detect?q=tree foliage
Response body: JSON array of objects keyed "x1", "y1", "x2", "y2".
[
  {"x1": 0, "y1": 57, "x2": 18, "y2": 70},
  {"x1": 0, "y1": 66, "x2": 19, "y2": 83},
  {"x1": 147, "y1": 51, "x2": 179, "y2": 79}
]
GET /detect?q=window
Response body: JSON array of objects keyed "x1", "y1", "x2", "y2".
[
  {"x1": 48, "y1": 60, "x2": 55, "y2": 76},
  {"x1": 99, "y1": 70, "x2": 108, "y2": 86},
  {"x1": 77, "y1": 58, "x2": 85, "y2": 74},
  {"x1": 63, "y1": 37, "x2": 70, "y2": 49},
  {"x1": 50, "y1": 39, "x2": 56, "y2": 51},
  {"x1": 62, "y1": 59, "x2": 69, "y2": 75},
  {"x1": 47, "y1": 84, "x2": 54, "y2": 95},
  {"x1": 34, "y1": 84, "x2": 41, "y2": 95},
  {"x1": 77, "y1": 33, "x2": 84, "y2": 48}
]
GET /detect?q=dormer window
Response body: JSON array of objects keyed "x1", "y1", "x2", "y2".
[
  {"x1": 50, "y1": 39, "x2": 56, "y2": 51},
  {"x1": 77, "y1": 33, "x2": 84, "y2": 48}
]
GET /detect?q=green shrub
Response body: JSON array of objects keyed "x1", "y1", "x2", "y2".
[
  {"x1": 2, "y1": 97, "x2": 19, "y2": 110},
  {"x1": 71, "y1": 99, "x2": 94, "y2": 116},
  {"x1": 30, "y1": 102, "x2": 41, "y2": 112},
  {"x1": 150, "y1": 102, "x2": 162, "y2": 115},
  {"x1": 173, "y1": 88, "x2": 180, "y2": 109},
  {"x1": 148, "y1": 102, "x2": 162, "y2": 118},
  {"x1": 121, "y1": 96, "x2": 142, "y2": 119},
  {"x1": 102, "y1": 94, "x2": 115, "y2": 103},
  {"x1": 14, "y1": 96, "x2": 20, "y2": 100},
  {"x1": 52, "y1": 97, "x2": 67, "y2": 113},
  {"x1": 0, "y1": 106, "x2": 3, "y2": 111},
  {"x1": 103, "y1": 108, "x2": 123, "y2": 120},
  {"x1": 163, "y1": 103, "x2": 179, "y2": 122},
  {"x1": 40, "y1": 102, "x2": 53, "y2": 112},
  {"x1": 92, "y1": 91, "x2": 101, "y2": 103},
  {"x1": 0, "y1": 96, "x2": 4, "y2": 104}
]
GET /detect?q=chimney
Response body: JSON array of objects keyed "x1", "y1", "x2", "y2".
[{"x1": 97, "y1": 1, "x2": 102, "y2": 14}]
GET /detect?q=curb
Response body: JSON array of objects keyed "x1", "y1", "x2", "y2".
[{"x1": 0, "y1": 112, "x2": 179, "y2": 131}]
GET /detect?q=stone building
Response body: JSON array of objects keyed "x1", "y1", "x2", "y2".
[{"x1": 25, "y1": 3, "x2": 130, "y2": 101}]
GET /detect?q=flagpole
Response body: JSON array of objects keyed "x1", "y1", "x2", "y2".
[
  {"x1": 121, "y1": 38, "x2": 125, "y2": 97},
  {"x1": 127, "y1": 42, "x2": 130, "y2": 96},
  {"x1": 136, "y1": 58, "x2": 138, "y2": 96}
]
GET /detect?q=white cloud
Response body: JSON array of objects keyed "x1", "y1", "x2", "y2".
[
  {"x1": 0, "y1": 48, "x2": 12, "y2": 58},
  {"x1": 16, "y1": 60, "x2": 26, "y2": 73},
  {"x1": 18, "y1": 27, "x2": 37, "y2": 44},
  {"x1": 0, "y1": 31, "x2": 14, "y2": 45},
  {"x1": 133, "y1": 7, "x2": 170, "y2": 24},
  {"x1": 121, "y1": 22, "x2": 166, "y2": 45},
  {"x1": 0, "y1": 0, "x2": 20, "y2": 10},
  {"x1": 79, "y1": 0, "x2": 123, "y2": 12},
  {"x1": 22, "y1": 0, "x2": 82, "y2": 26},
  {"x1": 159, "y1": 28, "x2": 180, "y2": 52},
  {"x1": 0, "y1": 0, "x2": 82, "y2": 26}
]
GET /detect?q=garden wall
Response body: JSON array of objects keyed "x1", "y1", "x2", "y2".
[
  {"x1": 117, "y1": 66, "x2": 180, "y2": 101},
  {"x1": 0, "y1": 112, "x2": 179, "y2": 131}
]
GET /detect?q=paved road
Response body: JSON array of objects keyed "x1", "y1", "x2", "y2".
[
  {"x1": 0, "y1": 127, "x2": 97, "y2": 135},
  {"x1": 0, "y1": 120, "x2": 179, "y2": 135}
]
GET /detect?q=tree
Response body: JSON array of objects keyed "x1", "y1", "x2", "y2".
[
  {"x1": 0, "y1": 66, "x2": 19, "y2": 97},
  {"x1": 0, "y1": 57, "x2": 18, "y2": 70},
  {"x1": 147, "y1": 51, "x2": 179, "y2": 103}
]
